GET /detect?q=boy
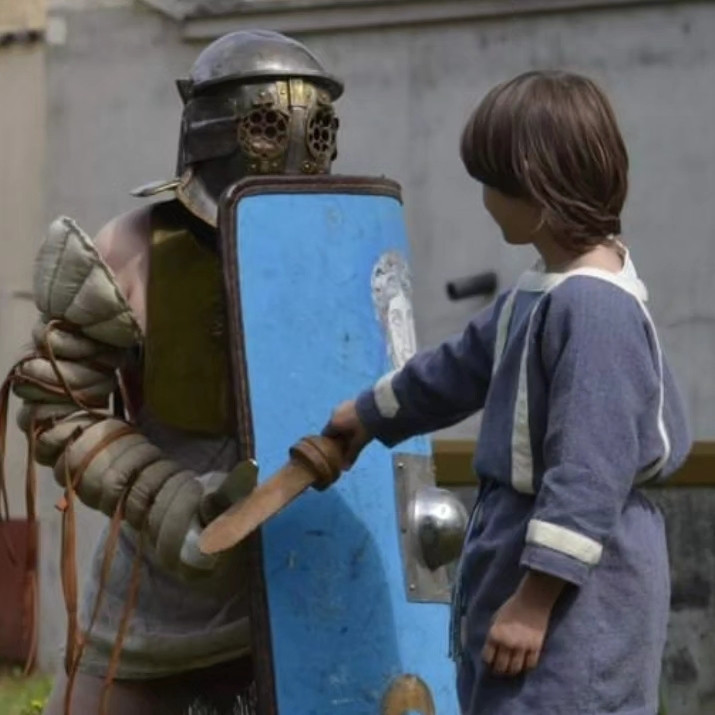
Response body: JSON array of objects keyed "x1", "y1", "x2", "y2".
[{"x1": 324, "y1": 71, "x2": 691, "y2": 714}]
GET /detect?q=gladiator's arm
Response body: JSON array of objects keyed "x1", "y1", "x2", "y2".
[{"x1": 11, "y1": 217, "x2": 250, "y2": 575}]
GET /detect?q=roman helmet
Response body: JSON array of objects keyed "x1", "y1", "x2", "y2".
[{"x1": 132, "y1": 29, "x2": 343, "y2": 226}]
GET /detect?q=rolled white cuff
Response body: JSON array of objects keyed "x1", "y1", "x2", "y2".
[
  {"x1": 526, "y1": 519, "x2": 603, "y2": 566},
  {"x1": 373, "y1": 370, "x2": 400, "y2": 418}
]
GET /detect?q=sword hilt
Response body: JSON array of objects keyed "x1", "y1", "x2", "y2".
[{"x1": 288, "y1": 435, "x2": 343, "y2": 491}]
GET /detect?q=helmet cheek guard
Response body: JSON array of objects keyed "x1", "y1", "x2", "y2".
[{"x1": 180, "y1": 95, "x2": 243, "y2": 165}]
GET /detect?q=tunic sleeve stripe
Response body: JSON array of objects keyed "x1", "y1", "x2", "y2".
[
  {"x1": 510, "y1": 295, "x2": 547, "y2": 495},
  {"x1": 566, "y1": 271, "x2": 670, "y2": 482},
  {"x1": 492, "y1": 289, "x2": 517, "y2": 375},
  {"x1": 374, "y1": 370, "x2": 400, "y2": 418},
  {"x1": 526, "y1": 519, "x2": 603, "y2": 565},
  {"x1": 635, "y1": 303, "x2": 671, "y2": 483},
  {"x1": 508, "y1": 262, "x2": 669, "y2": 496}
]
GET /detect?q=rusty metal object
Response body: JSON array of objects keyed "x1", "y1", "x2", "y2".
[
  {"x1": 381, "y1": 674, "x2": 436, "y2": 715},
  {"x1": 0, "y1": 519, "x2": 37, "y2": 667}
]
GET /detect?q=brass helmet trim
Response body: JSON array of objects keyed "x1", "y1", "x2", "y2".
[{"x1": 133, "y1": 30, "x2": 343, "y2": 227}]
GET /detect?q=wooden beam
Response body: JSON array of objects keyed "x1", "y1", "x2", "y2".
[
  {"x1": 177, "y1": 0, "x2": 704, "y2": 40},
  {"x1": 432, "y1": 440, "x2": 715, "y2": 488}
]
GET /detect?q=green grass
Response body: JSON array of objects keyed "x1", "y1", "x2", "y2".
[{"x1": 0, "y1": 668, "x2": 53, "y2": 715}]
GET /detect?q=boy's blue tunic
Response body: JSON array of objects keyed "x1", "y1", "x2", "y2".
[{"x1": 357, "y1": 255, "x2": 691, "y2": 715}]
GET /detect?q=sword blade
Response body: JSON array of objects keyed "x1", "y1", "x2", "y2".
[{"x1": 198, "y1": 462, "x2": 316, "y2": 555}]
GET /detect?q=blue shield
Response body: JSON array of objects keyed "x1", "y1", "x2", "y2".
[{"x1": 220, "y1": 176, "x2": 459, "y2": 714}]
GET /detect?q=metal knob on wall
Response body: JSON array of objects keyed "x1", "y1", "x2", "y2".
[
  {"x1": 446, "y1": 271, "x2": 498, "y2": 301},
  {"x1": 412, "y1": 486, "x2": 468, "y2": 571}
]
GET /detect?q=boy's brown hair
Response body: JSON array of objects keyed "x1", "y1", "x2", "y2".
[{"x1": 460, "y1": 70, "x2": 628, "y2": 252}]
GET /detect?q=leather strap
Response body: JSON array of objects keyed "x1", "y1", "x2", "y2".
[
  {"x1": 0, "y1": 375, "x2": 39, "y2": 674},
  {"x1": 100, "y1": 529, "x2": 145, "y2": 714},
  {"x1": 0, "y1": 378, "x2": 17, "y2": 562},
  {"x1": 73, "y1": 469, "x2": 147, "y2": 715},
  {"x1": 55, "y1": 423, "x2": 136, "y2": 512},
  {"x1": 60, "y1": 445, "x2": 81, "y2": 686},
  {"x1": 42, "y1": 320, "x2": 115, "y2": 417},
  {"x1": 23, "y1": 412, "x2": 40, "y2": 675}
]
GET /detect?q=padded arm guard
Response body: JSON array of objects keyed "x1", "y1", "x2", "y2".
[{"x1": 9, "y1": 217, "x2": 250, "y2": 575}]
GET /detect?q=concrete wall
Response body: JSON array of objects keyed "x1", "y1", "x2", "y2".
[
  {"x1": 0, "y1": 42, "x2": 46, "y2": 517},
  {"x1": 39, "y1": 1, "x2": 715, "y2": 711}
]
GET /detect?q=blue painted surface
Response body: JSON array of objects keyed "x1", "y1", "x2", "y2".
[{"x1": 235, "y1": 190, "x2": 458, "y2": 713}]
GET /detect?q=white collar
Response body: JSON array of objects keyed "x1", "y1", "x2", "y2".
[{"x1": 516, "y1": 249, "x2": 648, "y2": 302}]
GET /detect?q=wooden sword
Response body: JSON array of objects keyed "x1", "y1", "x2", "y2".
[{"x1": 198, "y1": 435, "x2": 344, "y2": 555}]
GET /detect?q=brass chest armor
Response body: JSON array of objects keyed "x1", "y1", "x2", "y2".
[{"x1": 143, "y1": 205, "x2": 233, "y2": 436}]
